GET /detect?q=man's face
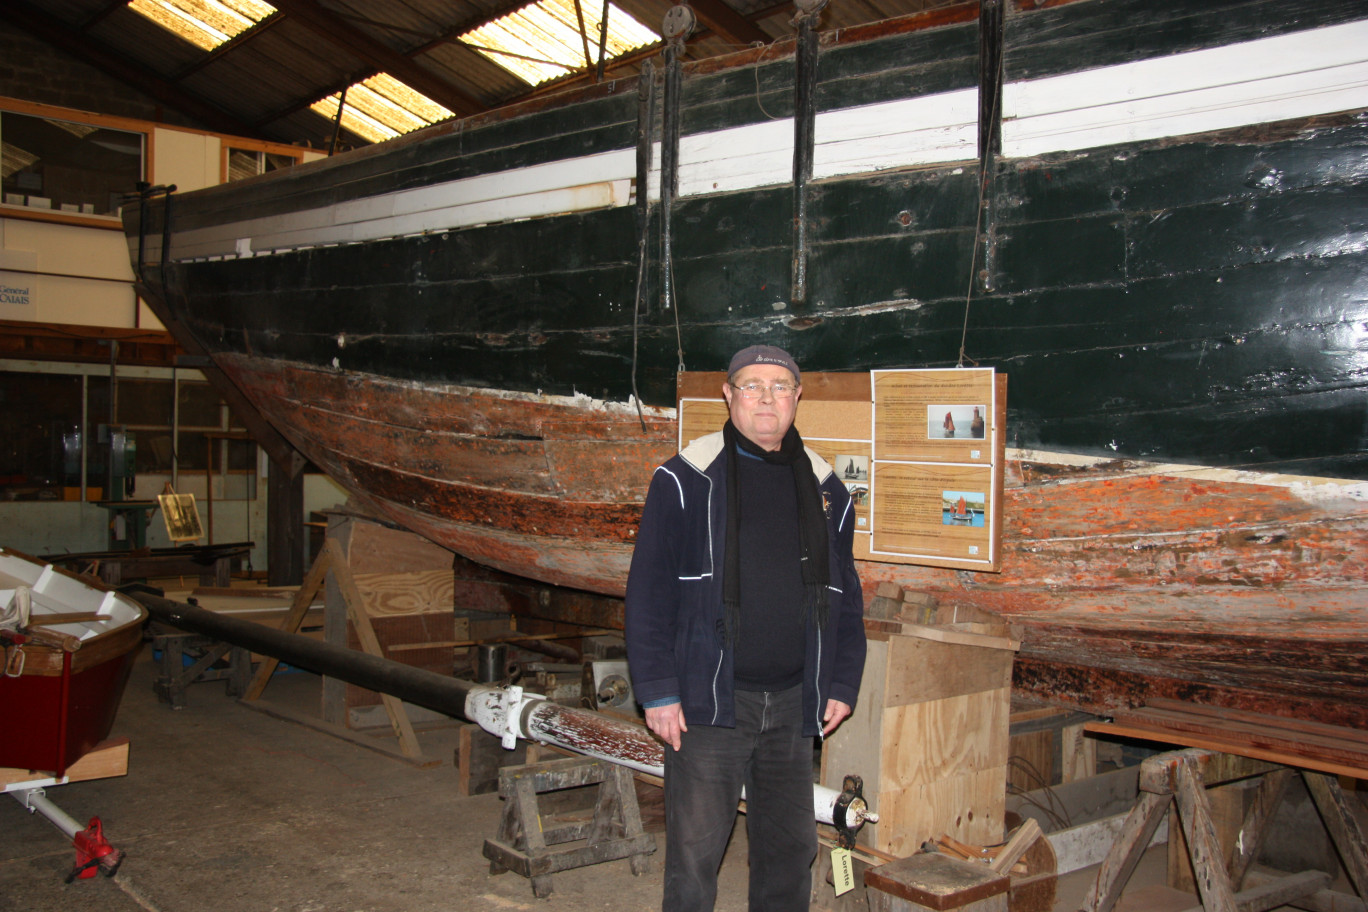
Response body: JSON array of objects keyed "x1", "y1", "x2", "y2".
[{"x1": 722, "y1": 363, "x2": 801, "y2": 452}]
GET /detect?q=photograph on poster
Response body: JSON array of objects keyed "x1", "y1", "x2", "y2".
[
  {"x1": 846, "y1": 484, "x2": 869, "y2": 508},
  {"x1": 928, "y1": 405, "x2": 987, "y2": 440},
  {"x1": 941, "y1": 490, "x2": 986, "y2": 527},
  {"x1": 837, "y1": 454, "x2": 869, "y2": 483}
]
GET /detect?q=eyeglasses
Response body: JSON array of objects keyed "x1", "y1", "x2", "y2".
[{"x1": 730, "y1": 381, "x2": 798, "y2": 399}]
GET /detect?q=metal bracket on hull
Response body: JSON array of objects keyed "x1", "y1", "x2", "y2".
[{"x1": 790, "y1": 0, "x2": 826, "y2": 308}]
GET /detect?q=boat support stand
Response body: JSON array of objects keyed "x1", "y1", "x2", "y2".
[{"x1": 7, "y1": 786, "x2": 124, "y2": 882}]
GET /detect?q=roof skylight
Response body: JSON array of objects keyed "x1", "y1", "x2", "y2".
[
  {"x1": 129, "y1": 0, "x2": 276, "y2": 51},
  {"x1": 310, "y1": 74, "x2": 456, "y2": 144},
  {"x1": 461, "y1": 0, "x2": 660, "y2": 86}
]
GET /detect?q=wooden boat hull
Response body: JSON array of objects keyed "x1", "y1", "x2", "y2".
[
  {"x1": 212, "y1": 355, "x2": 1368, "y2": 727},
  {"x1": 121, "y1": 0, "x2": 1368, "y2": 727},
  {"x1": 0, "y1": 551, "x2": 147, "y2": 777},
  {"x1": 0, "y1": 640, "x2": 142, "y2": 777}
]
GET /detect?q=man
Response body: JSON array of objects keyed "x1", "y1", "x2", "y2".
[{"x1": 625, "y1": 344, "x2": 867, "y2": 912}]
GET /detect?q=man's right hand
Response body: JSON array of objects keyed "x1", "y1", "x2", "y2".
[{"x1": 645, "y1": 702, "x2": 687, "y2": 751}]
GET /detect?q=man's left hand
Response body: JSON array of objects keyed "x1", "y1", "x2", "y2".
[{"x1": 822, "y1": 699, "x2": 852, "y2": 736}]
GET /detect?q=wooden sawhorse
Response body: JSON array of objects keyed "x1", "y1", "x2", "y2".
[
  {"x1": 483, "y1": 755, "x2": 656, "y2": 898},
  {"x1": 1084, "y1": 748, "x2": 1367, "y2": 912},
  {"x1": 151, "y1": 623, "x2": 253, "y2": 709}
]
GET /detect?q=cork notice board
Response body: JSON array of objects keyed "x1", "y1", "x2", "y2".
[{"x1": 677, "y1": 369, "x2": 1004, "y2": 572}]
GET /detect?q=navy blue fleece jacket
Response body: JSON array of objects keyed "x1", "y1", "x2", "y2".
[{"x1": 624, "y1": 431, "x2": 867, "y2": 738}]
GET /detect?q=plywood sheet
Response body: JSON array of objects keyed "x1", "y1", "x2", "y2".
[
  {"x1": 874, "y1": 764, "x2": 1009, "y2": 856},
  {"x1": 880, "y1": 687, "x2": 1011, "y2": 792},
  {"x1": 885, "y1": 636, "x2": 1013, "y2": 707}
]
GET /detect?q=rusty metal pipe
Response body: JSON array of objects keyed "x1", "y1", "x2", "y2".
[{"x1": 135, "y1": 592, "x2": 876, "y2": 832}]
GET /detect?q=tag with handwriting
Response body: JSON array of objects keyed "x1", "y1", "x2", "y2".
[{"x1": 831, "y1": 847, "x2": 854, "y2": 896}]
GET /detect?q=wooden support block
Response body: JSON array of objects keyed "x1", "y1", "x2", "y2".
[
  {"x1": 825, "y1": 625, "x2": 1014, "y2": 857},
  {"x1": 869, "y1": 581, "x2": 906, "y2": 620},
  {"x1": 865, "y1": 852, "x2": 1009, "y2": 912},
  {"x1": 1, "y1": 738, "x2": 129, "y2": 786}
]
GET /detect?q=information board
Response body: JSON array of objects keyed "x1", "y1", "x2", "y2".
[{"x1": 677, "y1": 368, "x2": 1004, "y2": 572}]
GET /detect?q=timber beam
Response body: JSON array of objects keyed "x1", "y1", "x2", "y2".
[{"x1": 1137, "y1": 749, "x2": 1281, "y2": 795}]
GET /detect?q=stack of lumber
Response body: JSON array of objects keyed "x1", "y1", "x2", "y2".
[{"x1": 1090, "y1": 699, "x2": 1368, "y2": 780}]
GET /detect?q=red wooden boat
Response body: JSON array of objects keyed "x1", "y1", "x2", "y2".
[{"x1": 0, "y1": 549, "x2": 146, "y2": 778}]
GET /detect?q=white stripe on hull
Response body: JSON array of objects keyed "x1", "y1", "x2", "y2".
[{"x1": 142, "y1": 20, "x2": 1368, "y2": 265}]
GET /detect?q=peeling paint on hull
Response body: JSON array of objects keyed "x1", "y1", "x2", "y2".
[{"x1": 219, "y1": 355, "x2": 1367, "y2": 727}]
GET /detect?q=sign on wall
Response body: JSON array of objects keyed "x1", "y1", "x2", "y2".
[
  {"x1": 0, "y1": 271, "x2": 37, "y2": 321},
  {"x1": 678, "y1": 368, "x2": 1005, "y2": 573}
]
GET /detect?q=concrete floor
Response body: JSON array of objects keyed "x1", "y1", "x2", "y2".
[{"x1": 1, "y1": 642, "x2": 1173, "y2": 912}]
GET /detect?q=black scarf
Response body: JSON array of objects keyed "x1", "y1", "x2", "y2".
[{"x1": 722, "y1": 419, "x2": 830, "y2": 644}]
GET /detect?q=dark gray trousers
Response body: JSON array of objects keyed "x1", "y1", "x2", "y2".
[{"x1": 662, "y1": 685, "x2": 816, "y2": 912}]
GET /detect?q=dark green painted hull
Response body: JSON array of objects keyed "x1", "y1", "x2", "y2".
[
  {"x1": 148, "y1": 115, "x2": 1368, "y2": 477},
  {"x1": 128, "y1": 0, "x2": 1368, "y2": 478}
]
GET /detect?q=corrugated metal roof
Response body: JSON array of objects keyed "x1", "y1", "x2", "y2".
[
  {"x1": 460, "y1": 0, "x2": 659, "y2": 86},
  {"x1": 3, "y1": 0, "x2": 969, "y2": 151}
]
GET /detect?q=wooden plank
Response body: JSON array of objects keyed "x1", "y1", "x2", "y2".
[
  {"x1": 894, "y1": 622, "x2": 1019, "y2": 652},
  {"x1": 242, "y1": 545, "x2": 331, "y2": 701},
  {"x1": 0, "y1": 737, "x2": 130, "y2": 786},
  {"x1": 1227, "y1": 769, "x2": 1292, "y2": 888},
  {"x1": 1138, "y1": 750, "x2": 1280, "y2": 795},
  {"x1": 1243, "y1": 870, "x2": 1368, "y2": 912},
  {"x1": 1302, "y1": 771, "x2": 1368, "y2": 901},
  {"x1": 350, "y1": 569, "x2": 455, "y2": 617},
  {"x1": 875, "y1": 764, "x2": 1008, "y2": 857},
  {"x1": 1171, "y1": 758, "x2": 1238, "y2": 912},
  {"x1": 340, "y1": 516, "x2": 455, "y2": 576},
  {"x1": 864, "y1": 852, "x2": 1009, "y2": 911},
  {"x1": 1082, "y1": 791, "x2": 1171, "y2": 912},
  {"x1": 1046, "y1": 809, "x2": 1168, "y2": 877},
  {"x1": 1167, "y1": 775, "x2": 1255, "y2": 894},
  {"x1": 1142, "y1": 699, "x2": 1368, "y2": 748},
  {"x1": 1088, "y1": 721, "x2": 1367, "y2": 781},
  {"x1": 989, "y1": 818, "x2": 1041, "y2": 873},
  {"x1": 1173, "y1": 869, "x2": 1329, "y2": 912},
  {"x1": 1060, "y1": 722, "x2": 1097, "y2": 783},
  {"x1": 326, "y1": 539, "x2": 425, "y2": 761},
  {"x1": 1008, "y1": 728, "x2": 1054, "y2": 793}
]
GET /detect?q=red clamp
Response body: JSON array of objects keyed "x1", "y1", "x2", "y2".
[{"x1": 67, "y1": 817, "x2": 124, "y2": 882}]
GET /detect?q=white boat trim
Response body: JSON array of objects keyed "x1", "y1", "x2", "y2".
[{"x1": 138, "y1": 19, "x2": 1368, "y2": 265}]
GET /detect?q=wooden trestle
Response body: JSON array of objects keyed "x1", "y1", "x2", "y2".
[{"x1": 1083, "y1": 748, "x2": 1368, "y2": 912}]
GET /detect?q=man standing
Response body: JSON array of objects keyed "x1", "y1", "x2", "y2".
[{"x1": 626, "y1": 345, "x2": 867, "y2": 911}]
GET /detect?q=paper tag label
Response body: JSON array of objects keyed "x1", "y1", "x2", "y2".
[{"x1": 831, "y1": 847, "x2": 855, "y2": 896}]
